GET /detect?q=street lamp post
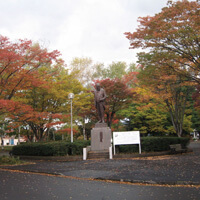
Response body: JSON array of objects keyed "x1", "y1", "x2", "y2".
[{"x1": 68, "y1": 93, "x2": 74, "y2": 143}]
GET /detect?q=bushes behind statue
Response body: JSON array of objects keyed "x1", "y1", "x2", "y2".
[{"x1": 12, "y1": 140, "x2": 90, "y2": 156}]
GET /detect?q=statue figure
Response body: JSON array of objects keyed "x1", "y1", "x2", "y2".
[{"x1": 94, "y1": 83, "x2": 106, "y2": 123}]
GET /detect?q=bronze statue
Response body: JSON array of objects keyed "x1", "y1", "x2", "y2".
[{"x1": 94, "y1": 83, "x2": 106, "y2": 123}]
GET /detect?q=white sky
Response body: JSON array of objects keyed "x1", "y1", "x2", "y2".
[{"x1": 0, "y1": 0, "x2": 169, "y2": 66}]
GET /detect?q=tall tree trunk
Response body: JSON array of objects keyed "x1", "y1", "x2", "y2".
[
  {"x1": 165, "y1": 89, "x2": 188, "y2": 137},
  {"x1": 107, "y1": 112, "x2": 115, "y2": 128}
]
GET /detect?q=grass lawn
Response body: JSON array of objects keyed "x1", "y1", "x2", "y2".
[
  {"x1": 0, "y1": 155, "x2": 26, "y2": 166},
  {"x1": 0, "y1": 146, "x2": 13, "y2": 152}
]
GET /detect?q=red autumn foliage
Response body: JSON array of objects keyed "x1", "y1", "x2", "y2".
[
  {"x1": 0, "y1": 36, "x2": 66, "y2": 140},
  {"x1": 0, "y1": 35, "x2": 62, "y2": 100},
  {"x1": 57, "y1": 128, "x2": 78, "y2": 134}
]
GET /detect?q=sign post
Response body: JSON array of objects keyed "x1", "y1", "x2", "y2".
[{"x1": 113, "y1": 131, "x2": 141, "y2": 155}]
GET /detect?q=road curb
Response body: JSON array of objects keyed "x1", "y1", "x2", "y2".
[
  {"x1": 94, "y1": 177, "x2": 200, "y2": 187},
  {"x1": 1, "y1": 167, "x2": 199, "y2": 187}
]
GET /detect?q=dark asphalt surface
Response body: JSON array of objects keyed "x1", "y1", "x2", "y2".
[
  {"x1": 0, "y1": 141, "x2": 200, "y2": 186},
  {"x1": 1, "y1": 169, "x2": 200, "y2": 200}
]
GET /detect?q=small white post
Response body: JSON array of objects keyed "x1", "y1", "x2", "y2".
[
  {"x1": 83, "y1": 148, "x2": 87, "y2": 160},
  {"x1": 109, "y1": 146, "x2": 113, "y2": 159},
  {"x1": 139, "y1": 143, "x2": 141, "y2": 154},
  {"x1": 113, "y1": 144, "x2": 116, "y2": 155}
]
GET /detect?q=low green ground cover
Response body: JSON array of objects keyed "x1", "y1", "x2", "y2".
[
  {"x1": 0, "y1": 155, "x2": 24, "y2": 165},
  {"x1": 0, "y1": 146, "x2": 13, "y2": 152}
]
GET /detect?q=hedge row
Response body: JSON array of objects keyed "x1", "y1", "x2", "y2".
[
  {"x1": 12, "y1": 137, "x2": 190, "y2": 156},
  {"x1": 118, "y1": 137, "x2": 190, "y2": 153},
  {"x1": 12, "y1": 140, "x2": 90, "y2": 156}
]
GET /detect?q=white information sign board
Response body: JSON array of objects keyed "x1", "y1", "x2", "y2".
[{"x1": 113, "y1": 131, "x2": 141, "y2": 155}]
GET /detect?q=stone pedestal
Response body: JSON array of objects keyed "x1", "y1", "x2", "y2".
[{"x1": 91, "y1": 123, "x2": 112, "y2": 151}]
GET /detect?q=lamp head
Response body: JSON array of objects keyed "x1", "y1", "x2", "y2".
[{"x1": 68, "y1": 93, "x2": 74, "y2": 99}]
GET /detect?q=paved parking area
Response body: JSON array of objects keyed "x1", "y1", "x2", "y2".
[{"x1": 1, "y1": 141, "x2": 200, "y2": 186}]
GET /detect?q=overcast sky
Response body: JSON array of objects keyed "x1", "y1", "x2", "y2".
[{"x1": 0, "y1": 0, "x2": 169, "y2": 66}]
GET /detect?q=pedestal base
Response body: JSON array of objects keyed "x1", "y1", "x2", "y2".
[{"x1": 91, "y1": 123, "x2": 112, "y2": 151}]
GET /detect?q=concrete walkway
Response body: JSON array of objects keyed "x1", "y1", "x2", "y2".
[{"x1": 0, "y1": 141, "x2": 200, "y2": 186}]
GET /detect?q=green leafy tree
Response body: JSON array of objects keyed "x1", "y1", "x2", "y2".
[
  {"x1": 92, "y1": 61, "x2": 127, "y2": 80},
  {"x1": 120, "y1": 103, "x2": 170, "y2": 136},
  {"x1": 69, "y1": 57, "x2": 95, "y2": 87}
]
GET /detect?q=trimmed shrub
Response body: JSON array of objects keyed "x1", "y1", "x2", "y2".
[
  {"x1": 119, "y1": 137, "x2": 190, "y2": 153},
  {"x1": 12, "y1": 137, "x2": 190, "y2": 155},
  {"x1": 12, "y1": 140, "x2": 90, "y2": 156}
]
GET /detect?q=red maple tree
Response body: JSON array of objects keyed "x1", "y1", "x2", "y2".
[{"x1": 0, "y1": 36, "x2": 64, "y2": 140}]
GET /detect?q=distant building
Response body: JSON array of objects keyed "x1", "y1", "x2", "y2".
[{"x1": 0, "y1": 136, "x2": 26, "y2": 146}]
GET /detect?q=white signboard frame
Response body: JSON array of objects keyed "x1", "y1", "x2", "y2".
[{"x1": 113, "y1": 131, "x2": 141, "y2": 155}]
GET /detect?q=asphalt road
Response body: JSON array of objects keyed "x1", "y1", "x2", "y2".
[{"x1": 0, "y1": 169, "x2": 200, "y2": 200}]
